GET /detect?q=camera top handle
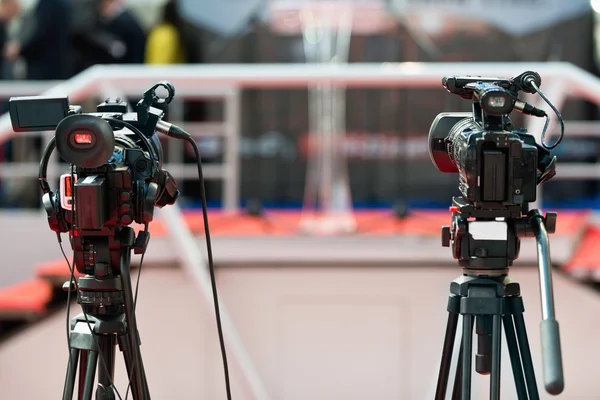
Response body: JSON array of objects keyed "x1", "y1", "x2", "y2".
[{"x1": 442, "y1": 71, "x2": 542, "y2": 99}]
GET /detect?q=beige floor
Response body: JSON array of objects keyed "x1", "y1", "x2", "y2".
[{"x1": 0, "y1": 265, "x2": 598, "y2": 399}]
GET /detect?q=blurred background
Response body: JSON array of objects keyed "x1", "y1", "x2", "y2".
[{"x1": 1, "y1": 0, "x2": 600, "y2": 398}]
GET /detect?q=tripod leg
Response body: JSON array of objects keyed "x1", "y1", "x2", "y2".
[
  {"x1": 119, "y1": 248, "x2": 149, "y2": 399},
  {"x1": 435, "y1": 311, "x2": 459, "y2": 400},
  {"x1": 120, "y1": 334, "x2": 142, "y2": 400},
  {"x1": 96, "y1": 335, "x2": 117, "y2": 400},
  {"x1": 136, "y1": 351, "x2": 151, "y2": 399},
  {"x1": 513, "y1": 308, "x2": 540, "y2": 400},
  {"x1": 63, "y1": 348, "x2": 80, "y2": 400},
  {"x1": 451, "y1": 341, "x2": 463, "y2": 400},
  {"x1": 78, "y1": 351, "x2": 88, "y2": 400},
  {"x1": 503, "y1": 314, "x2": 528, "y2": 400},
  {"x1": 81, "y1": 351, "x2": 99, "y2": 400},
  {"x1": 489, "y1": 315, "x2": 502, "y2": 400},
  {"x1": 461, "y1": 314, "x2": 474, "y2": 400}
]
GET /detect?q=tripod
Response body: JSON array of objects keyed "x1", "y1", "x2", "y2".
[
  {"x1": 434, "y1": 198, "x2": 564, "y2": 400},
  {"x1": 62, "y1": 227, "x2": 151, "y2": 400}
]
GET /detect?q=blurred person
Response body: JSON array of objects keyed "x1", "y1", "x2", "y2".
[
  {"x1": 144, "y1": 0, "x2": 186, "y2": 118},
  {"x1": 2, "y1": 0, "x2": 72, "y2": 208},
  {"x1": 0, "y1": 0, "x2": 20, "y2": 80},
  {"x1": 0, "y1": 0, "x2": 18, "y2": 21},
  {"x1": 145, "y1": 0, "x2": 186, "y2": 65},
  {"x1": 98, "y1": 0, "x2": 146, "y2": 64},
  {"x1": 0, "y1": 0, "x2": 19, "y2": 76},
  {"x1": 0, "y1": 0, "x2": 20, "y2": 79},
  {"x1": 0, "y1": 0, "x2": 21, "y2": 207},
  {"x1": 70, "y1": 0, "x2": 127, "y2": 73},
  {"x1": 4, "y1": 0, "x2": 72, "y2": 80}
]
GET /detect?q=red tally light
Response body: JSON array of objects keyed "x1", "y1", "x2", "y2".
[
  {"x1": 74, "y1": 132, "x2": 92, "y2": 144},
  {"x1": 65, "y1": 176, "x2": 72, "y2": 197}
]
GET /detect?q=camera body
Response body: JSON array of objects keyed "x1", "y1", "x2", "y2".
[
  {"x1": 54, "y1": 98, "x2": 176, "y2": 232},
  {"x1": 9, "y1": 82, "x2": 179, "y2": 273},
  {"x1": 429, "y1": 112, "x2": 539, "y2": 207},
  {"x1": 428, "y1": 73, "x2": 555, "y2": 210}
]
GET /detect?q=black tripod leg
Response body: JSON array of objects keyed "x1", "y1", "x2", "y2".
[
  {"x1": 435, "y1": 311, "x2": 460, "y2": 400},
  {"x1": 127, "y1": 311, "x2": 151, "y2": 399},
  {"x1": 503, "y1": 314, "x2": 528, "y2": 400},
  {"x1": 96, "y1": 335, "x2": 117, "y2": 400},
  {"x1": 451, "y1": 341, "x2": 463, "y2": 400},
  {"x1": 513, "y1": 311, "x2": 540, "y2": 400},
  {"x1": 452, "y1": 316, "x2": 476, "y2": 400},
  {"x1": 78, "y1": 351, "x2": 88, "y2": 400},
  {"x1": 137, "y1": 351, "x2": 151, "y2": 399},
  {"x1": 490, "y1": 315, "x2": 502, "y2": 400},
  {"x1": 120, "y1": 333, "x2": 148, "y2": 400},
  {"x1": 62, "y1": 348, "x2": 80, "y2": 400},
  {"x1": 461, "y1": 314, "x2": 474, "y2": 400},
  {"x1": 81, "y1": 351, "x2": 99, "y2": 400},
  {"x1": 119, "y1": 247, "x2": 148, "y2": 399}
]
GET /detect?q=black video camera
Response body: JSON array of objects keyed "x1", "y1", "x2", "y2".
[
  {"x1": 8, "y1": 82, "x2": 180, "y2": 273},
  {"x1": 428, "y1": 71, "x2": 557, "y2": 211}
]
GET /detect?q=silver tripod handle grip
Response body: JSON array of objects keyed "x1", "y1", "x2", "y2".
[{"x1": 530, "y1": 210, "x2": 564, "y2": 395}]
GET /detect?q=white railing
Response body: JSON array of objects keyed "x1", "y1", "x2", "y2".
[{"x1": 1, "y1": 62, "x2": 600, "y2": 210}]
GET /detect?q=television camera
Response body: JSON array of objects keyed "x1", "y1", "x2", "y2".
[
  {"x1": 7, "y1": 82, "x2": 227, "y2": 400},
  {"x1": 428, "y1": 71, "x2": 565, "y2": 400}
]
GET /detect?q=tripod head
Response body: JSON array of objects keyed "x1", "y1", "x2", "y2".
[
  {"x1": 440, "y1": 196, "x2": 564, "y2": 395},
  {"x1": 442, "y1": 196, "x2": 556, "y2": 276}
]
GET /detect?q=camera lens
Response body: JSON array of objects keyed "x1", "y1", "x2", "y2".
[
  {"x1": 479, "y1": 88, "x2": 514, "y2": 116},
  {"x1": 487, "y1": 96, "x2": 506, "y2": 108}
]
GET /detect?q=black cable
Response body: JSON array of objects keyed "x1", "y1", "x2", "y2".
[
  {"x1": 156, "y1": 121, "x2": 232, "y2": 398},
  {"x1": 187, "y1": 136, "x2": 232, "y2": 400},
  {"x1": 127, "y1": 119, "x2": 231, "y2": 398},
  {"x1": 133, "y1": 224, "x2": 149, "y2": 311},
  {"x1": 38, "y1": 137, "x2": 55, "y2": 194},
  {"x1": 124, "y1": 223, "x2": 149, "y2": 400},
  {"x1": 529, "y1": 80, "x2": 565, "y2": 150},
  {"x1": 58, "y1": 233, "x2": 76, "y2": 387},
  {"x1": 104, "y1": 118, "x2": 160, "y2": 162}
]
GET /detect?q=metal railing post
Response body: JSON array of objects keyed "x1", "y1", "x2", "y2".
[{"x1": 223, "y1": 87, "x2": 241, "y2": 213}]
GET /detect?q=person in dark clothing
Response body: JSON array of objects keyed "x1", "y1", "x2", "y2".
[
  {"x1": 0, "y1": 0, "x2": 19, "y2": 79},
  {"x1": 70, "y1": 0, "x2": 112, "y2": 74},
  {"x1": 0, "y1": 0, "x2": 20, "y2": 207},
  {"x1": 97, "y1": 0, "x2": 146, "y2": 64},
  {"x1": 4, "y1": 0, "x2": 72, "y2": 80}
]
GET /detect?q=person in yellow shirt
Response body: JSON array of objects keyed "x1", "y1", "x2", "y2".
[{"x1": 145, "y1": 0, "x2": 185, "y2": 64}]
